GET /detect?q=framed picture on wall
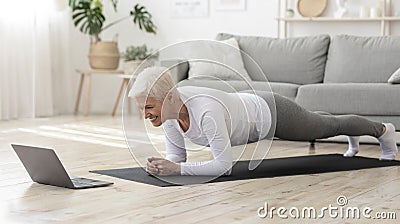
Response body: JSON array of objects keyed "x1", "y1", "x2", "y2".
[
  {"x1": 216, "y1": 0, "x2": 246, "y2": 11},
  {"x1": 170, "y1": 0, "x2": 209, "y2": 18}
]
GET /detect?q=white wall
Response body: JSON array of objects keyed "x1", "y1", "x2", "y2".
[{"x1": 70, "y1": 0, "x2": 400, "y2": 115}]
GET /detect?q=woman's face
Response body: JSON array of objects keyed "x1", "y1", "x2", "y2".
[{"x1": 136, "y1": 96, "x2": 163, "y2": 127}]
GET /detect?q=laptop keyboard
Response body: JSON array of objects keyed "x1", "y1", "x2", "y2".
[{"x1": 71, "y1": 177, "x2": 109, "y2": 187}]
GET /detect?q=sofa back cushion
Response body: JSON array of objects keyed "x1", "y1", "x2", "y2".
[
  {"x1": 216, "y1": 33, "x2": 330, "y2": 85},
  {"x1": 324, "y1": 35, "x2": 400, "y2": 83}
]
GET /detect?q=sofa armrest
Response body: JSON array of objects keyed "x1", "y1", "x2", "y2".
[{"x1": 160, "y1": 59, "x2": 189, "y2": 83}]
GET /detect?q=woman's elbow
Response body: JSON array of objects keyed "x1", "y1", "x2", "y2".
[{"x1": 216, "y1": 161, "x2": 232, "y2": 176}]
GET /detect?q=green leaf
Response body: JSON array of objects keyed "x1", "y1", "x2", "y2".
[
  {"x1": 69, "y1": 1, "x2": 156, "y2": 37},
  {"x1": 70, "y1": 0, "x2": 105, "y2": 36},
  {"x1": 129, "y1": 3, "x2": 157, "y2": 34}
]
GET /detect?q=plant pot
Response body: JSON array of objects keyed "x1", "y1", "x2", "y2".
[
  {"x1": 88, "y1": 41, "x2": 120, "y2": 70},
  {"x1": 123, "y1": 59, "x2": 156, "y2": 76}
]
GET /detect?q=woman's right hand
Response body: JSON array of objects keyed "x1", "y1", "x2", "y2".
[
  {"x1": 146, "y1": 157, "x2": 163, "y2": 175},
  {"x1": 146, "y1": 157, "x2": 181, "y2": 176}
]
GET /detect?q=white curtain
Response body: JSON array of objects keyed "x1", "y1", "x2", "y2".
[{"x1": 0, "y1": 0, "x2": 74, "y2": 120}]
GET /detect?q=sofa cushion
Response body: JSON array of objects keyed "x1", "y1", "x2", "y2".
[
  {"x1": 324, "y1": 35, "x2": 400, "y2": 83},
  {"x1": 296, "y1": 83, "x2": 400, "y2": 115},
  {"x1": 178, "y1": 80, "x2": 299, "y2": 99},
  {"x1": 216, "y1": 33, "x2": 330, "y2": 85},
  {"x1": 187, "y1": 38, "x2": 252, "y2": 81}
]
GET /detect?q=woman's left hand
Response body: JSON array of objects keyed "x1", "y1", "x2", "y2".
[{"x1": 147, "y1": 157, "x2": 181, "y2": 176}]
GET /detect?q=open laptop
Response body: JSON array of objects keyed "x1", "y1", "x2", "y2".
[{"x1": 11, "y1": 144, "x2": 113, "y2": 189}]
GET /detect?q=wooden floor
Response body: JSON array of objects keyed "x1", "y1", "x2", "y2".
[{"x1": 1, "y1": 116, "x2": 399, "y2": 223}]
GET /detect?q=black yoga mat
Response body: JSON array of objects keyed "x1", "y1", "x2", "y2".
[{"x1": 90, "y1": 154, "x2": 400, "y2": 187}]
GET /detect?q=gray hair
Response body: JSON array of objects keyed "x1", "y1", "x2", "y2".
[{"x1": 128, "y1": 66, "x2": 176, "y2": 100}]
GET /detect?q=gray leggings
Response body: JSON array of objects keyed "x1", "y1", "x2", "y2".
[{"x1": 251, "y1": 91, "x2": 384, "y2": 141}]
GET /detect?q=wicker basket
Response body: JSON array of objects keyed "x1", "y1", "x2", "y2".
[{"x1": 88, "y1": 41, "x2": 120, "y2": 70}]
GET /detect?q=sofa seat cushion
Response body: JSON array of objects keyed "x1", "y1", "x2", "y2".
[
  {"x1": 296, "y1": 83, "x2": 400, "y2": 115},
  {"x1": 216, "y1": 33, "x2": 330, "y2": 85},
  {"x1": 178, "y1": 80, "x2": 299, "y2": 99},
  {"x1": 264, "y1": 82, "x2": 299, "y2": 100}
]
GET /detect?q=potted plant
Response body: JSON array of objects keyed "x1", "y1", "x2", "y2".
[
  {"x1": 121, "y1": 45, "x2": 159, "y2": 75},
  {"x1": 68, "y1": 0, "x2": 157, "y2": 70}
]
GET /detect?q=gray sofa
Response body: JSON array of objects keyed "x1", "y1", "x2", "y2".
[{"x1": 163, "y1": 33, "x2": 400, "y2": 130}]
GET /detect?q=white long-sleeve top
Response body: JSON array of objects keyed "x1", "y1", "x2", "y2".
[{"x1": 163, "y1": 86, "x2": 271, "y2": 176}]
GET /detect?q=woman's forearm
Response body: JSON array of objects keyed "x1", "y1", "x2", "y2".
[
  {"x1": 166, "y1": 153, "x2": 186, "y2": 163},
  {"x1": 180, "y1": 159, "x2": 232, "y2": 176}
]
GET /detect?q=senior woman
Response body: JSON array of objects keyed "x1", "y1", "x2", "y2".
[{"x1": 129, "y1": 66, "x2": 398, "y2": 176}]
